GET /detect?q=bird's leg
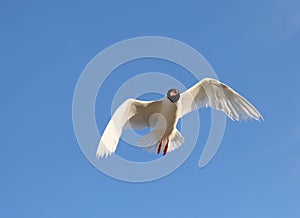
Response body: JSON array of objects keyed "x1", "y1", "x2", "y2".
[
  {"x1": 163, "y1": 139, "x2": 169, "y2": 156},
  {"x1": 157, "y1": 140, "x2": 163, "y2": 154}
]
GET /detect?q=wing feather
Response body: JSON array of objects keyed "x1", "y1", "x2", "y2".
[
  {"x1": 179, "y1": 78, "x2": 263, "y2": 121},
  {"x1": 96, "y1": 98, "x2": 153, "y2": 158}
]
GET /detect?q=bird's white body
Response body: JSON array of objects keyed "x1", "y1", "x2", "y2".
[
  {"x1": 96, "y1": 78, "x2": 263, "y2": 158},
  {"x1": 155, "y1": 97, "x2": 179, "y2": 139},
  {"x1": 136, "y1": 97, "x2": 183, "y2": 155}
]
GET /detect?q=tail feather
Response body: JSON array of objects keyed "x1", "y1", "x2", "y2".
[
  {"x1": 141, "y1": 129, "x2": 185, "y2": 154},
  {"x1": 168, "y1": 129, "x2": 185, "y2": 152}
]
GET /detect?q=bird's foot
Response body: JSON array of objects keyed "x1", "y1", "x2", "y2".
[
  {"x1": 163, "y1": 140, "x2": 169, "y2": 156},
  {"x1": 157, "y1": 139, "x2": 169, "y2": 155},
  {"x1": 157, "y1": 140, "x2": 163, "y2": 154}
]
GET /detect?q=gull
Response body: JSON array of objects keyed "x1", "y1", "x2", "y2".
[{"x1": 96, "y1": 78, "x2": 263, "y2": 158}]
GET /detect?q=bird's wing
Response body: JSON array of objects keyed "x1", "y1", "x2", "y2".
[
  {"x1": 178, "y1": 78, "x2": 263, "y2": 121},
  {"x1": 96, "y1": 98, "x2": 153, "y2": 158}
]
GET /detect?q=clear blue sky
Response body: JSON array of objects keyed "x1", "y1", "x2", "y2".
[{"x1": 1, "y1": 0, "x2": 300, "y2": 217}]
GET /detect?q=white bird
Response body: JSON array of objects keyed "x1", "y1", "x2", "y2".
[{"x1": 96, "y1": 78, "x2": 263, "y2": 158}]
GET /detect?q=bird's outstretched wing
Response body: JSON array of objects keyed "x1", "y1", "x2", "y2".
[
  {"x1": 178, "y1": 78, "x2": 263, "y2": 121},
  {"x1": 96, "y1": 98, "x2": 154, "y2": 158}
]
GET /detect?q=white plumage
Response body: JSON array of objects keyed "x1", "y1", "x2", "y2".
[{"x1": 96, "y1": 78, "x2": 263, "y2": 158}]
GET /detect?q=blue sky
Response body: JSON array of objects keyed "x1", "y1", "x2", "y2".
[{"x1": 1, "y1": 0, "x2": 300, "y2": 217}]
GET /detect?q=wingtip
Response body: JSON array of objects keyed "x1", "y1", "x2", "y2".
[
  {"x1": 96, "y1": 151, "x2": 113, "y2": 159},
  {"x1": 258, "y1": 115, "x2": 264, "y2": 122},
  {"x1": 252, "y1": 112, "x2": 264, "y2": 122},
  {"x1": 96, "y1": 142, "x2": 114, "y2": 159},
  {"x1": 247, "y1": 115, "x2": 264, "y2": 123}
]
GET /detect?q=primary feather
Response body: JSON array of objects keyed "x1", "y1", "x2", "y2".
[{"x1": 179, "y1": 78, "x2": 263, "y2": 121}]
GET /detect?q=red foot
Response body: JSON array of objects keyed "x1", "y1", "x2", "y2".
[
  {"x1": 163, "y1": 140, "x2": 169, "y2": 156},
  {"x1": 157, "y1": 140, "x2": 162, "y2": 154}
]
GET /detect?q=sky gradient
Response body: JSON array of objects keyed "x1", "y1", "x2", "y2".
[{"x1": 1, "y1": 0, "x2": 300, "y2": 217}]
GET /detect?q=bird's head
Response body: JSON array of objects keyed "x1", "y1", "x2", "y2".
[{"x1": 167, "y1": 88, "x2": 180, "y2": 103}]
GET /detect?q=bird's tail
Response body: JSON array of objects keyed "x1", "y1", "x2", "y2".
[
  {"x1": 168, "y1": 129, "x2": 185, "y2": 152},
  {"x1": 140, "y1": 129, "x2": 185, "y2": 154}
]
